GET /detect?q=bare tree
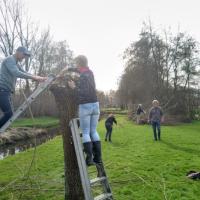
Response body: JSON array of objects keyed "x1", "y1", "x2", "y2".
[
  {"x1": 0, "y1": 0, "x2": 19, "y2": 56},
  {"x1": 118, "y1": 22, "x2": 200, "y2": 121},
  {"x1": 0, "y1": 0, "x2": 40, "y2": 94}
]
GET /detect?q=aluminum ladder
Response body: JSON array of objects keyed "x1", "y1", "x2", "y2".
[
  {"x1": 69, "y1": 118, "x2": 114, "y2": 200},
  {"x1": 0, "y1": 74, "x2": 56, "y2": 133}
]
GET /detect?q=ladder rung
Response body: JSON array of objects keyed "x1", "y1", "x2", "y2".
[
  {"x1": 94, "y1": 193, "x2": 112, "y2": 200},
  {"x1": 90, "y1": 176, "x2": 107, "y2": 186},
  {"x1": 70, "y1": 118, "x2": 113, "y2": 200}
]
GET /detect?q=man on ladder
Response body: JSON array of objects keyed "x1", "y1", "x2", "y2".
[{"x1": 0, "y1": 46, "x2": 47, "y2": 129}]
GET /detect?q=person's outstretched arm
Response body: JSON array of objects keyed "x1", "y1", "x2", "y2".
[
  {"x1": 142, "y1": 108, "x2": 146, "y2": 114},
  {"x1": 6, "y1": 59, "x2": 46, "y2": 81},
  {"x1": 113, "y1": 117, "x2": 117, "y2": 125}
]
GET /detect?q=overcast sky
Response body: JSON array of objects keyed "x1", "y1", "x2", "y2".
[{"x1": 25, "y1": 0, "x2": 200, "y2": 91}]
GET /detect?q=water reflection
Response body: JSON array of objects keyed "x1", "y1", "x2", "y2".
[{"x1": 0, "y1": 129, "x2": 58, "y2": 160}]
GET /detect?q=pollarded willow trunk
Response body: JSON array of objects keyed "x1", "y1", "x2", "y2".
[{"x1": 50, "y1": 81, "x2": 84, "y2": 200}]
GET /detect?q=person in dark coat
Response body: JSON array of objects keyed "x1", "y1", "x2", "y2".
[
  {"x1": 67, "y1": 55, "x2": 102, "y2": 166},
  {"x1": 136, "y1": 104, "x2": 145, "y2": 124},
  {"x1": 105, "y1": 114, "x2": 117, "y2": 142}
]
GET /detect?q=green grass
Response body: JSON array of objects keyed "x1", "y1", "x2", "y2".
[
  {"x1": 11, "y1": 117, "x2": 59, "y2": 128},
  {"x1": 101, "y1": 108, "x2": 128, "y2": 115},
  {"x1": 1, "y1": 115, "x2": 200, "y2": 199}
]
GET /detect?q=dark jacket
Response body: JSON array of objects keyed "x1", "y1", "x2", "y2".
[
  {"x1": 149, "y1": 107, "x2": 163, "y2": 122},
  {"x1": 76, "y1": 67, "x2": 98, "y2": 105},
  {"x1": 136, "y1": 107, "x2": 144, "y2": 115},
  {"x1": 105, "y1": 116, "x2": 117, "y2": 126}
]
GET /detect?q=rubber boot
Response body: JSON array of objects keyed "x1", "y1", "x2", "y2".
[
  {"x1": 158, "y1": 130, "x2": 161, "y2": 141},
  {"x1": 93, "y1": 141, "x2": 102, "y2": 164},
  {"x1": 83, "y1": 142, "x2": 95, "y2": 166},
  {"x1": 153, "y1": 126, "x2": 157, "y2": 141},
  {"x1": 105, "y1": 131, "x2": 109, "y2": 142},
  {"x1": 154, "y1": 131, "x2": 157, "y2": 141}
]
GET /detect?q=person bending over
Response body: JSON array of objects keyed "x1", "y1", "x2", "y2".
[{"x1": 105, "y1": 114, "x2": 117, "y2": 142}]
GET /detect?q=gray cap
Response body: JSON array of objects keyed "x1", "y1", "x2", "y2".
[{"x1": 16, "y1": 46, "x2": 31, "y2": 56}]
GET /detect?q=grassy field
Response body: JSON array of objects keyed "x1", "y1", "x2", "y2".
[
  {"x1": 11, "y1": 117, "x2": 59, "y2": 128},
  {"x1": 0, "y1": 115, "x2": 200, "y2": 199}
]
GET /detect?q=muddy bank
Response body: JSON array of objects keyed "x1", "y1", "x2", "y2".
[
  {"x1": 0, "y1": 126, "x2": 60, "y2": 159},
  {"x1": 0, "y1": 126, "x2": 59, "y2": 146}
]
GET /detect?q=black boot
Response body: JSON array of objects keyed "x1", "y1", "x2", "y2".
[
  {"x1": 153, "y1": 129, "x2": 157, "y2": 141},
  {"x1": 83, "y1": 142, "x2": 95, "y2": 166},
  {"x1": 93, "y1": 141, "x2": 102, "y2": 164},
  {"x1": 105, "y1": 131, "x2": 109, "y2": 142},
  {"x1": 158, "y1": 130, "x2": 161, "y2": 140}
]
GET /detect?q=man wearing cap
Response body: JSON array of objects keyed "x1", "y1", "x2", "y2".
[{"x1": 0, "y1": 46, "x2": 47, "y2": 129}]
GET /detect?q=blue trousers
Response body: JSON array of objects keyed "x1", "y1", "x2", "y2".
[
  {"x1": 79, "y1": 102, "x2": 100, "y2": 143},
  {"x1": 0, "y1": 91, "x2": 13, "y2": 128},
  {"x1": 105, "y1": 123, "x2": 112, "y2": 141},
  {"x1": 152, "y1": 121, "x2": 161, "y2": 140}
]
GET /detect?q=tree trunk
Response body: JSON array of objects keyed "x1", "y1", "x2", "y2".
[{"x1": 50, "y1": 84, "x2": 84, "y2": 200}]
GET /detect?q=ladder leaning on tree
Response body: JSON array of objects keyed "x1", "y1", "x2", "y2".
[{"x1": 70, "y1": 118, "x2": 113, "y2": 200}]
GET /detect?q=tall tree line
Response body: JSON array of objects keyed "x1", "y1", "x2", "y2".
[{"x1": 117, "y1": 22, "x2": 200, "y2": 120}]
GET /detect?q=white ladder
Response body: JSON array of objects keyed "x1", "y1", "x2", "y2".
[
  {"x1": 69, "y1": 118, "x2": 114, "y2": 200},
  {"x1": 0, "y1": 74, "x2": 56, "y2": 133}
]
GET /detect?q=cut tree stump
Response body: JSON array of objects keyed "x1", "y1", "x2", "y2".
[{"x1": 50, "y1": 74, "x2": 84, "y2": 200}]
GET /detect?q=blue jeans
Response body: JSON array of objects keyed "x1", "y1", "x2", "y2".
[
  {"x1": 105, "y1": 122, "x2": 112, "y2": 141},
  {"x1": 152, "y1": 121, "x2": 161, "y2": 140},
  {"x1": 0, "y1": 91, "x2": 13, "y2": 128},
  {"x1": 79, "y1": 102, "x2": 100, "y2": 143}
]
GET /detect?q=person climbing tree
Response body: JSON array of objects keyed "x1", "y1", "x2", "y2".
[
  {"x1": 148, "y1": 100, "x2": 164, "y2": 141},
  {"x1": 67, "y1": 55, "x2": 102, "y2": 166},
  {"x1": 0, "y1": 46, "x2": 47, "y2": 129},
  {"x1": 105, "y1": 114, "x2": 117, "y2": 142}
]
